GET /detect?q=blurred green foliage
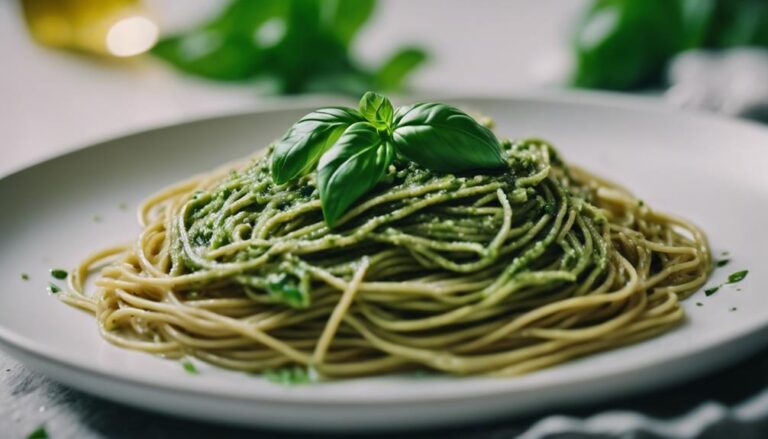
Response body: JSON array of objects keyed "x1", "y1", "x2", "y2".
[
  {"x1": 152, "y1": 0, "x2": 427, "y2": 95},
  {"x1": 571, "y1": 0, "x2": 768, "y2": 90}
]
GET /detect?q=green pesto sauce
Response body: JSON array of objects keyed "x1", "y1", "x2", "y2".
[{"x1": 173, "y1": 139, "x2": 611, "y2": 309}]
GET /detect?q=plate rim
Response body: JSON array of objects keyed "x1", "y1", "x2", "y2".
[{"x1": 4, "y1": 89, "x2": 768, "y2": 182}]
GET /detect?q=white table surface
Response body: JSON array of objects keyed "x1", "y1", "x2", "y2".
[{"x1": 1, "y1": 0, "x2": 584, "y2": 177}]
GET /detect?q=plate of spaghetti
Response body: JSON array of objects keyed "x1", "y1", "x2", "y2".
[{"x1": 0, "y1": 92, "x2": 766, "y2": 431}]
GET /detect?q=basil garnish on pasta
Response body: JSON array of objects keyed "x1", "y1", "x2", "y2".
[
  {"x1": 358, "y1": 91, "x2": 394, "y2": 130},
  {"x1": 271, "y1": 107, "x2": 364, "y2": 185},
  {"x1": 392, "y1": 102, "x2": 506, "y2": 172},
  {"x1": 271, "y1": 91, "x2": 506, "y2": 226},
  {"x1": 317, "y1": 122, "x2": 395, "y2": 226}
]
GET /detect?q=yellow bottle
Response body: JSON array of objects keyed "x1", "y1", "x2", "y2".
[{"x1": 21, "y1": 0, "x2": 158, "y2": 57}]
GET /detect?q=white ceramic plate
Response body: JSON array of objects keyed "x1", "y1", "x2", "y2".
[{"x1": 1, "y1": 93, "x2": 767, "y2": 432}]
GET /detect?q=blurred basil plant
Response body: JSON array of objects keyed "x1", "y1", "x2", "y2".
[
  {"x1": 152, "y1": 0, "x2": 427, "y2": 95},
  {"x1": 571, "y1": 0, "x2": 768, "y2": 90}
]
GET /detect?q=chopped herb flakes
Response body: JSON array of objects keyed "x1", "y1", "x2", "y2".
[
  {"x1": 263, "y1": 366, "x2": 311, "y2": 386},
  {"x1": 26, "y1": 425, "x2": 48, "y2": 439},
  {"x1": 701, "y1": 268, "x2": 748, "y2": 299},
  {"x1": 182, "y1": 360, "x2": 198, "y2": 374},
  {"x1": 727, "y1": 270, "x2": 748, "y2": 284},
  {"x1": 542, "y1": 202, "x2": 557, "y2": 215},
  {"x1": 730, "y1": 307, "x2": 738, "y2": 312},
  {"x1": 716, "y1": 259, "x2": 730, "y2": 268},
  {"x1": 696, "y1": 302, "x2": 703, "y2": 307},
  {"x1": 21, "y1": 273, "x2": 29, "y2": 281},
  {"x1": 92, "y1": 214, "x2": 102, "y2": 222},
  {"x1": 47, "y1": 283, "x2": 61, "y2": 294},
  {"x1": 118, "y1": 202, "x2": 128, "y2": 210},
  {"x1": 50, "y1": 269, "x2": 68, "y2": 280}
]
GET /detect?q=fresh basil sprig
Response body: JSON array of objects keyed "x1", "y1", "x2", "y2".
[
  {"x1": 271, "y1": 91, "x2": 507, "y2": 226},
  {"x1": 271, "y1": 107, "x2": 364, "y2": 184},
  {"x1": 358, "y1": 92, "x2": 394, "y2": 130},
  {"x1": 392, "y1": 103, "x2": 505, "y2": 172},
  {"x1": 317, "y1": 122, "x2": 394, "y2": 225}
]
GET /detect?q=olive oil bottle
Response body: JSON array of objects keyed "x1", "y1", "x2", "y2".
[{"x1": 20, "y1": 0, "x2": 158, "y2": 57}]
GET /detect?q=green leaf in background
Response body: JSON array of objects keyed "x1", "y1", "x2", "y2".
[
  {"x1": 570, "y1": 0, "x2": 684, "y2": 90},
  {"x1": 375, "y1": 47, "x2": 428, "y2": 92},
  {"x1": 151, "y1": 0, "x2": 426, "y2": 95},
  {"x1": 392, "y1": 103, "x2": 506, "y2": 173},
  {"x1": 358, "y1": 91, "x2": 394, "y2": 130},
  {"x1": 271, "y1": 107, "x2": 363, "y2": 184},
  {"x1": 320, "y1": 0, "x2": 376, "y2": 44},
  {"x1": 151, "y1": 0, "x2": 287, "y2": 81},
  {"x1": 317, "y1": 122, "x2": 394, "y2": 226},
  {"x1": 571, "y1": 0, "x2": 768, "y2": 91},
  {"x1": 303, "y1": 71, "x2": 373, "y2": 95},
  {"x1": 678, "y1": 0, "x2": 717, "y2": 48},
  {"x1": 711, "y1": 0, "x2": 768, "y2": 47},
  {"x1": 209, "y1": 0, "x2": 288, "y2": 40},
  {"x1": 152, "y1": 31, "x2": 262, "y2": 81},
  {"x1": 267, "y1": 0, "x2": 347, "y2": 94}
]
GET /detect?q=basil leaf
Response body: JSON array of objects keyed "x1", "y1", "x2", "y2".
[
  {"x1": 374, "y1": 47, "x2": 428, "y2": 91},
  {"x1": 317, "y1": 122, "x2": 394, "y2": 226},
  {"x1": 271, "y1": 107, "x2": 363, "y2": 184},
  {"x1": 358, "y1": 91, "x2": 394, "y2": 130},
  {"x1": 391, "y1": 103, "x2": 506, "y2": 172}
]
